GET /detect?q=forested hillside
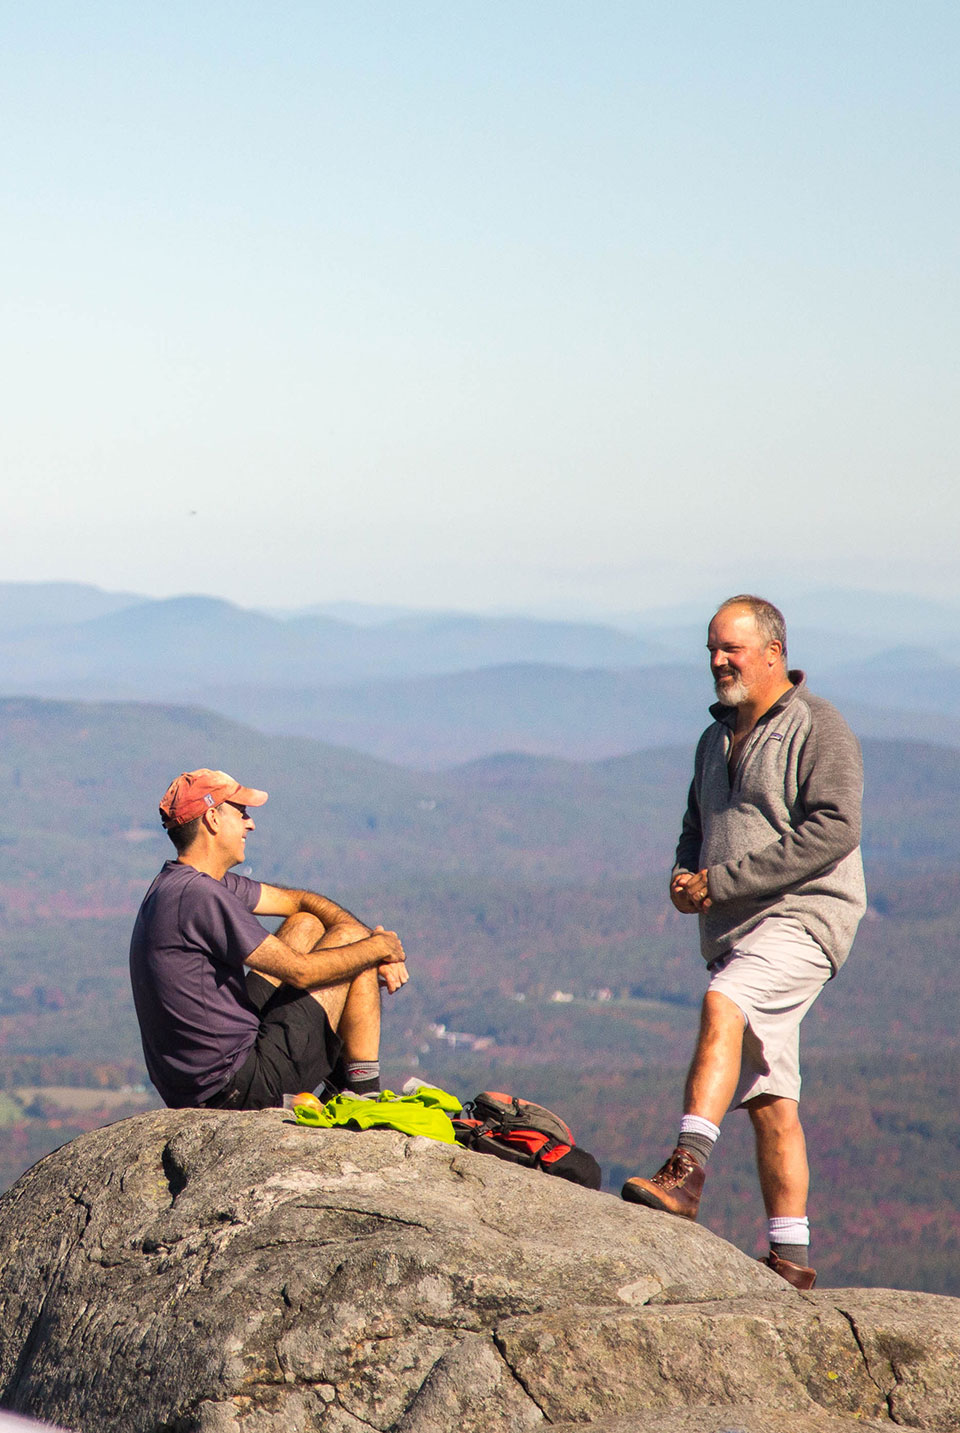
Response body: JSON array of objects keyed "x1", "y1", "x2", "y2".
[{"x1": 0, "y1": 696, "x2": 956, "y2": 1291}]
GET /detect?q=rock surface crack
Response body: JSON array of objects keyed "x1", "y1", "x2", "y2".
[
  {"x1": 332, "y1": 1396, "x2": 379, "y2": 1431},
  {"x1": 317, "y1": 1203, "x2": 433, "y2": 1231},
  {"x1": 491, "y1": 1330, "x2": 551, "y2": 1421},
  {"x1": 161, "y1": 1143, "x2": 188, "y2": 1203},
  {"x1": 838, "y1": 1307, "x2": 896, "y2": 1421},
  {"x1": 443, "y1": 1153, "x2": 486, "y2": 1187},
  {"x1": 69, "y1": 1191, "x2": 94, "y2": 1235},
  {"x1": 6, "y1": 1283, "x2": 55, "y2": 1408}
]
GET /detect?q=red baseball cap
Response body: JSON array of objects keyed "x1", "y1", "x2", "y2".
[{"x1": 159, "y1": 769, "x2": 268, "y2": 828}]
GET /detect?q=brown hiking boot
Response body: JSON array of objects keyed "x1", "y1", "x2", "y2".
[
  {"x1": 759, "y1": 1251, "x2": 817, "y2": 1290},
  {"x1": 620, "y1": 1147, "x2": 705, "y2": 1219}
]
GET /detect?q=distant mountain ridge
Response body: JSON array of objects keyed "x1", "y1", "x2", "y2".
[
  {"x1": 2, "y1": 581, "x2": 959, "y2": 765},
  {"x1": 0, "y1": 589, "x2": 669, "y2": 690},
  {"x1": 200, "y1": 665, "x2": 960, "y2": 768},
  {"x1": 6, "y1": 580, "x2": 959, "y2": 640},
  {"x1": 0, "y1": 691, "x2": 953, "y2": 921},
  {"x1": 0, "y1": 581, "x2": 142, "y2": 630}
]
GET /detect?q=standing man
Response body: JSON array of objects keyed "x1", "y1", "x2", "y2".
[
  {"x1": 130, "y1": 768, "x2": 408, "y2": 1111},
  {"x1": 621, "y1": 596, "x2": 866, "y2": 1289}
]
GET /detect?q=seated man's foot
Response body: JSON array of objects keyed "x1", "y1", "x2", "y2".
[
  {"x1": 759, "y1": 1251, "x2": 817, "y2": 1290},
  {"x1": 621, "y1": 1147, "x2": 705, "y2": 1219}
]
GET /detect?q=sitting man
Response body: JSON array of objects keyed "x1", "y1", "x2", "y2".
[{"x1": 129, "y1": 768, "x2": 408, "y2": 1110}]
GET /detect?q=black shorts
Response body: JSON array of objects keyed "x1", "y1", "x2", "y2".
[{"x1": 205, "y1": 972, "x2": 343, "y2": 1111}]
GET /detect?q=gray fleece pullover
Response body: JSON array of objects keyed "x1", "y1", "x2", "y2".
[{"x1": 675, "y1": 672, "x2": 866, "y2": 973}]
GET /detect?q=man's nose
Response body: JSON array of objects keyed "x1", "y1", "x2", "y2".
[{"x1": 710, "y1": 649, "x2": 726, "y2": 670}]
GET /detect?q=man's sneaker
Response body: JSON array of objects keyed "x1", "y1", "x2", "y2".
[
  {"x1": 759, "y1": 1251, "x2": 817, "y2": 1290},
  {"x1": 620, "y1": 1147, "x2": 705, "y2": 1219}
]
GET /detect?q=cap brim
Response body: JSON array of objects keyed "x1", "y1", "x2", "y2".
[{"x1": 233, "y1": 784, "x2": 268, "y2": 807}]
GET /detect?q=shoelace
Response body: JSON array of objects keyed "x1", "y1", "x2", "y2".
[{"x1": 655, "y1": 1151, "x2": 696, "y2": 1186}]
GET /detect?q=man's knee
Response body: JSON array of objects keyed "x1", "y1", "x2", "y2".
[
  {"x1": 747, "y1": 1094, "x2": 801, "y2": 1133},
  {"x1": 701, "y1": 989, "x2": 747, "y2": 1031},
  {"x1": 336, "y1": 921, "x2": 373, "y2": 947},
  {"x1": 277, "y1": 911, "x2": 326, "y2": 951}
]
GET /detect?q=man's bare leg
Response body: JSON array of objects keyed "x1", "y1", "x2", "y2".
[
  {"x1": 748, "y1": 1094, "x2": 809, "y2": 1216},
  {"x1": 260, "y1": 911, "x2": 328, "y2": 986},
  {"x1": 683, "y1": 989, "x2": 746, "y2": 1124},
  {"x1": 271, "y1": 912, "x2": 382, "y2": 1087},
  {"x1": 325, "y1": 965, "x2": 381, "y2": 1061},
  {"x1": 748, "y1": 1093, "x2": 815, "y2": 1285},
  {"x1": 622, "y1": 989, "x2": 745, "y2": 1215}
]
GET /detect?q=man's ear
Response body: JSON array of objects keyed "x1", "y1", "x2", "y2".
[{"x1": 201, "y1": 804, "x2": 221, "y2": 834}]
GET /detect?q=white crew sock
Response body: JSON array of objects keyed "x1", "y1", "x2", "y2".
[{"x1": 768, "y1": 1215, "x2": 810, "y2": 1264}]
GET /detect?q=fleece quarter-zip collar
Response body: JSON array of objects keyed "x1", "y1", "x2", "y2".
[{"x1": 708, "y1": 669, "x2": 807, "y2": 729}]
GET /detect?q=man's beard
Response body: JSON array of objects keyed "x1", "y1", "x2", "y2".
[{"x1": 714, "y1": 671, "x2": 750, "y2": 706}]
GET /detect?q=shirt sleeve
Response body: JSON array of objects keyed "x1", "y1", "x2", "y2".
[
  {"x1": 178, "y1": 875, "x2": 267, "y2": 970},
  {"x1": 221, "y1": 870, "x2": 263, "y2": 912},
  {"x1": 674, "y1": 778, "x2": 703, "y2": 875},
  {"x1": 674, "y1": 729, "x2": 710, "y2": 875}
]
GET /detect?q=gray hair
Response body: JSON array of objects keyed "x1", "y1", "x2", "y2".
[{"x1": 716, "y1": 594, "x2": 788, "y2": 662}]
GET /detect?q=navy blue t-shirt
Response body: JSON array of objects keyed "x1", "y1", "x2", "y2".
[{"x1": 129, "y1": 861, "x2": 267, "y2": 1107}]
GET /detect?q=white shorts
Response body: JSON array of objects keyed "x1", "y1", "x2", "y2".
[{"x1": 707, "y1": 917, "x2": 832, "y2": 1107}]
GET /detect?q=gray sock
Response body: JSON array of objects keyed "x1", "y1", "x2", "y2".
[
  {"x1": 768, "y1": 1216, "x2": 810, "y2": 1267},
  {"x1": 677, "y1": 1131, "x2": 714, "y2": 1167},
  {"x1": 677, "y1": 1113, "x2": 721, "y2": 1168},
  {"x1": 344, "y1": 1059, "x2": 380, "y2": 1096},
  {"x1": 771, "y1": 1242, "x2": 810, "y2": 1266}
]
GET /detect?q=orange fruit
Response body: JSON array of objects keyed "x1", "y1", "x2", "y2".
[{"x1": 292, "y1": 1091, "x2": 323, "y2": 1112}]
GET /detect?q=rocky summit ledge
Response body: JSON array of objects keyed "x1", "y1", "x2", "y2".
[{"x1": 0, "y1": 1109, "x2": 955, "y2": 1433}]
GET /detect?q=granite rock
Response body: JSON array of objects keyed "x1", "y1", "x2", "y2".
[{"x1": 0, "y1": 1109, "x2": 954, "y2": 1432}]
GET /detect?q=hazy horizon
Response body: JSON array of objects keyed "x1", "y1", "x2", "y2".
[{"x1": 4, "y1": 575, "x2": 960, "y2": 630}]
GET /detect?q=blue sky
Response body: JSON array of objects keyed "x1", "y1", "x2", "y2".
[{"x1": 2, "y1": 2, "x2": 957, "y2": 614}]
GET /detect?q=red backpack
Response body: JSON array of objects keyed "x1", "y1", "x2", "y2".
[{"x1": 452, "y1": 1090, "x2": 602, "y2": 1189}]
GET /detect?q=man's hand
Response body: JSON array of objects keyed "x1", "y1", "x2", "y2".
[
  {"x1": 370, "y1": 924, "x2": 405, "y2": 962},
  {"x1": 371, "y1": 925, "x2": 409, "y2": 994},
  {"x1": 379, "y1": 961, "x2": 409, "y2": 993},
  {"x1": 670, "y1": 869, "x2": 712, "y2": 913}
]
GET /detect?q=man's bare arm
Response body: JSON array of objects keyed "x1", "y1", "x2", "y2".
[
  {"x1": 246, "y1": 927, "x2": 404, "y2": 990},
  {"x1": 252, "y1": 884, "x2": 409, "y2": 991},
  {"x1": 254, "y1": 883, "x2": 369, "y2": 933}
]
